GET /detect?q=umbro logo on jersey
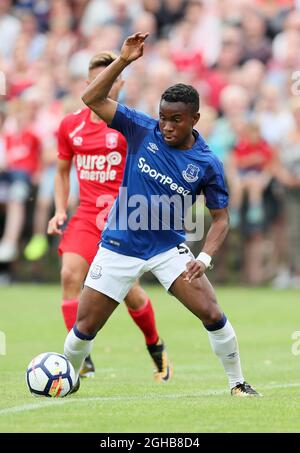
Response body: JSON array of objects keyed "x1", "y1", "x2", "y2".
[
  {"x1": 147, "y1": 142, "x2": 159, "y2": 153},
  {"x1": 73, "y1": 136, "x2": 83, "y2": 146}
]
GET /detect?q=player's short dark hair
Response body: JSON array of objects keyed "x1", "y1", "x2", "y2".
[
  {"x1": 88, "y1": 51, "x2": 118, "y2": 71},
  {"x1": 161, "y1": 84, "x2": 199, "y2": 113}
]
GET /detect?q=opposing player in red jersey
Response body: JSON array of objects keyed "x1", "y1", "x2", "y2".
[{"x1": 47, "y1": 51, "x2": 172, "y2": 382}]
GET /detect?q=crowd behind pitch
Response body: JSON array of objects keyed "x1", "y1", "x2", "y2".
[{"x1": 0, "y1": 0, "x2": 300, "y2": 287}]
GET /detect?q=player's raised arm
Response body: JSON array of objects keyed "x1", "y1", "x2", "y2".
[{"x1": 81, "y1": 32, "x2": 149, "y2": 125}]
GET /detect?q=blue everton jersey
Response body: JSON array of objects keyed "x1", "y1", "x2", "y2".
[{"x1": 101, "y1": 103, "x2": 228, "y2": 259}]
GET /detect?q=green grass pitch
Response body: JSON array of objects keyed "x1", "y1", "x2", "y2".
[{"x1": 0, "y1": 284, "x2": 299, "y2": 433}]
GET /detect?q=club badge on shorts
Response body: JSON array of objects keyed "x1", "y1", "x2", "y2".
[
  {"x1": 106, "y1": 132, "x2": 119, "y2": 149},
  {"x1": 90, "y1": 262, "x2": 102, "y2": 279}
]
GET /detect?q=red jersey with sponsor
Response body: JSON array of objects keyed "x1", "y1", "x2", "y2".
[
  {"x1": 57, "y1": 108, "x2": 127, "y2": 217},
  {"x1": 5, "y1": 129, "x2": 41, "y2": 175}
]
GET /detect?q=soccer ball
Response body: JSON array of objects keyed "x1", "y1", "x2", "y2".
[{"x1": 26, "y1": 352, "x2": 75, "y2": 397}]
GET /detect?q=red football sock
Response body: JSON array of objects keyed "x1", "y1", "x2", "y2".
[
  {"x1": 127, "y1": 298, "x2": 159, "y2": 345},
  {"x1": 61, "y1": 299, "x2": 79, "y2": 331}
]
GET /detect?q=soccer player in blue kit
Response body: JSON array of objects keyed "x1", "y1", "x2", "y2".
[{"x1": 64, "y1": 33, "x2": 260, "y2": 396}]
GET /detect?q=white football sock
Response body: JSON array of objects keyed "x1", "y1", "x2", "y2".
[
  {"x1": 207, "y1": 319, "x2": 244, "y2": 389},
  {"x1": 64, "y1": 328, "x2": 94, "y2": 382}
]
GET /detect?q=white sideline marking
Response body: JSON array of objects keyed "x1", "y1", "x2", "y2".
[
  {"x1": 0, "y1": 390, "x2": 225, "y2": 415},
  {"x1": 0, "y1": 382, "x2": 299, "y2": 416}
]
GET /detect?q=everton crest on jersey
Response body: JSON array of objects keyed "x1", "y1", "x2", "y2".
[{"x1": 182, "y1": 164, "x2": 200, "y2": 183}]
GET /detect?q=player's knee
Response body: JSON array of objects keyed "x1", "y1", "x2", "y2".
[
  {"x1": 200, "y1": 303, "x2": 222, "y2": 325},
  {"x1": 61, "y1": 266, "x2": 80, "y2": 290}
]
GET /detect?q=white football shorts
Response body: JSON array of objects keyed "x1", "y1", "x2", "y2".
[{"x1": 84, "y1": 243, "x2": 194, "y2": 303}]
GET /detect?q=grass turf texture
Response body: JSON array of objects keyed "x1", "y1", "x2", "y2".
[{"x1": 0, "y1": 285, "x2": 299, "y2": 433}]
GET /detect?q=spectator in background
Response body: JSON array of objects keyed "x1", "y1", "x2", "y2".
[
  {"x1": 13, "y1": 0, "x2": 50, "y2": 31},
  {"x1": 0, "y1": 98, "x2": 41, "y2": 262},
  {"x1": 145, "y1": 0, "x2": 186, "y2": 38},
  {"x1": 108, "y1": 0, "x2": 136, "y2": 40},
  {"x1": 23, "y1": 79, "x2": 81, "y2": 262},
  {"x1": 276, "y1": 97, "x2": 300, "y2": 288},
  {"x1": 80, "y1": 0, "x2": 139, "y2": 39},
  {"x1": 226, "y1": 120, "x2": 274, "y2": 285},
  {"x1": 270, "y1": 27, "x2": 300, "y2": 96},
  {"x1": 255, "y1": 0, "x2": 293, "y2": 38},
  {"x1": 241, "y1": 5, "x2": 272, "y2": 63},
  {"x1": 68, "y1": 23, "x2": 123, "y2": 79},
  {"x1": 254, "y1": 83, "x2": 294, "y2": 283},
  {"x1": 226, "y1": 121, "x2": 274, "y2": 229},
  {"x1": 226, "y1": 117, "x2": 300, "y2": 285},
  {"x1": 240, "y1": 59, "x2": 266, "y2": 107},
  {"x1": 7, "y1": 37, "x2": 35, "y2": 98},
  {"x1": 0, "y1": 0, "x2": 21, "y2": 59},
  {"x1": 218, "y1": 0, "x2": 248, "y2": 25},
  {"x1": 131, "y1": 10, "x2": 157, "y2": 41},
  {"x1": 199, "y1": 26, "x2": 243, "y2": 110},
  {"x1": 208, "y1": 84, "x2": 250, "y2": 162},
  {"x1": 255, "y1": 83, "x2": 294, "y2": 145},
  {"x1": 183, "y1": 0, "x2": 221, "y2": 67},
  {"x1": 45, "y1": 3, "x2": 78, "y2": 67},
  {"x1": 169, "y1": 20, "x2": 203, "y2": 77},
  {"x1": 16, "y1": 11, "x2": 46, "y2": 62}
]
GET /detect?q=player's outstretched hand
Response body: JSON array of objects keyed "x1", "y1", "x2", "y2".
[
  {"x1": 47, "y1": 212, "x2": 67, "y2": 235},
  {"x1": 120, "y1": 32, "x2": 149, "y2": 63},
  {"x1": 184, "y1": 259, "x2": 206, "y2": 283}
]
